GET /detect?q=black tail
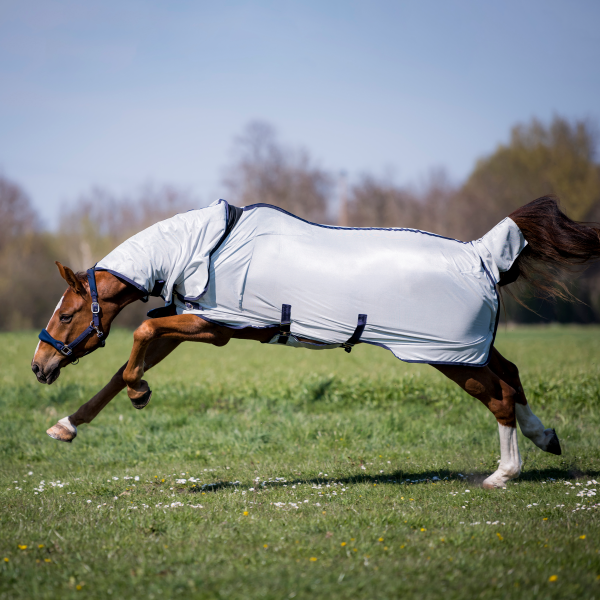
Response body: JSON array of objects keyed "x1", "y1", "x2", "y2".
[{"x1": 508, "y1": 195, "x2": 600, "y2": 300}]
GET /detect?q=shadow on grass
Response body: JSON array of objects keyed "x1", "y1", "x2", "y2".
[{"x1": 190, "y1": 467, "x2": 600, "y2": 494}]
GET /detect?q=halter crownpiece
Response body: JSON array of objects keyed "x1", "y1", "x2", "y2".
[{"x1": 38, "y1": 268, "x2": 106, "y2": 360}]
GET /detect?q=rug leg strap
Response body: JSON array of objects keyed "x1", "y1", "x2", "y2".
[
  {"x1": 278, "y1": 304, "x2": 292, "y2": 344},
  {"x1": 342, "y1": 314, "x2": 367, "y2": 353}
]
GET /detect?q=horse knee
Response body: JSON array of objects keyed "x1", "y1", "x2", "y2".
[{"x1": 133, "y1": 320, "x2": 155, "y2": 344}]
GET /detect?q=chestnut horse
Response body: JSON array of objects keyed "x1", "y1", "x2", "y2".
[{"x1": 32, "y1": 197, "x2": 600, "y2": 488}]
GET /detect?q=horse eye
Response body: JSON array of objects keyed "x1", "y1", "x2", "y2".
[{"x1": 59, "y1": 314, "x2": 72, "y2": 323}]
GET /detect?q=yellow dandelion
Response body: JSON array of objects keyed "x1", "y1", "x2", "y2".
[
  {"x1": 38, "y1": 544, "x2": 44, "y2": 549},
  {"x1": 18, "y1": 545, "x2": 27, "y2": 550},
  {"x1": 580, "y1": 535, "x2": 586, "y2": 540},
  {"x1": 3, "y1": 558, "x2": 9, "y2": 562},
  {"x1": 322, "y1": 511, "x2": 326, "y2": 515},
  {"x1": 44, "y1": 558, "x2": 51, "y2": 563},
  {"x1": 543, "y1": 518, "x2": 548, "y2": 521},
  {"x1": 373, "y1": 484, "x2": 377, "y2": 486},
  {"x1": 378, "y1": 537, "x2": 384, "y2": 542},
  {"x1": 351, "y1": 538, "x2": 355, "y2": 541},
  {"x1": 496, "y1": 533, "x2": 504, "y2": 541},
  {"x1": 202, "y1": 492, "x2": 206, "y2": 495},
  {"x1": 243, "y1": 511, "x2": 249, "y2": 516},
  {"x1": 400, "y1": 545, "x2": 405, "y2": 549},
  {"x1": 384, "y1": 546, "x2": 388, "y2": 550},
  {"x1": 353, "y1": 548, "x2": 357, "y2": 552},
  {"x1": 549, "y1": 575, "x2": 558, "y2": 582},
  {"x1": 161, "y1": 479, "x2": 165, "y2": 483},
  {"x1": 341, "y1": 542, "x2": 346, "y2": 547},
  {"x1": 76, "y1": 584, "x2": 83, "y2": 590},
  {"x1": 263, "y1": 544, "x2": 268, "y2": 549},
  {"x1": 310, "y1": 557, "x2": 317, "y2": 562},
  {"x1": 155, "y1": 475, "x2": 158, "y2": 478},
  {"x1": 420, "y1": 528, "x2": 426, "y2": 532}
]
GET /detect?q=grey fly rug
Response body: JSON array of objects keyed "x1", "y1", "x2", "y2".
[{"x1": 96, "y1": 200, "x2": 527, "y2": 366}]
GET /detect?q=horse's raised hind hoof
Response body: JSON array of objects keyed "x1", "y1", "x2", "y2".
[
  {"x1": 131, "y1": 388, "x2": 152, "y2": 410},
  {"x1": 46, "y1": 417, "x2": 77, "y2": 443},
  {"x1": 545, "y1": 428, "x2": 562, "y2": 456}
]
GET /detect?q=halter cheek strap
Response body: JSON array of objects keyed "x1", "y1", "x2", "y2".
[{"x1": 38, "y1": 268, "x2": 106, "y2": 359}]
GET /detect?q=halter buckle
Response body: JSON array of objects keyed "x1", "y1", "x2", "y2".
[
  {"x1": 91, "y1": 301, "x2": 100, "y2": 314},
  {"x1": 60, "y1": 345, "x2": 73, "y2": 356}
]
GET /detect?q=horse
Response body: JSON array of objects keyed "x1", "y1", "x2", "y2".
[{"x1": 31, "y1": 196, "x2": 600, "y2": 489}]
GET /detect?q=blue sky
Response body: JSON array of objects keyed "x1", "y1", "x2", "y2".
[{"x1": 1, "y1": 0, "x2": 599, "y2": 227}]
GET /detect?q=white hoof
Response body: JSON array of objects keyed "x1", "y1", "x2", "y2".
[
  {"x1": 482, "y1": 468, "x2": 517, "y2": 489},
  {"x1": 47, "y1": 416, "x2": 77, "y2": 443}
]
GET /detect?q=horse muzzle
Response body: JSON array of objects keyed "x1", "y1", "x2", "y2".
[{"x1": 31, "y1": 362, "x2": 61, "y2": 385}]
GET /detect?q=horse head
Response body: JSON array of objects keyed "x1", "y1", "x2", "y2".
[{"x1": 31, "y1": 262, "x2": 136, "y2": 384}]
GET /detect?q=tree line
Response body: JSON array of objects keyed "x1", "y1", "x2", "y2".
[{"x1": 1, "y1": 115, "x2": 599, "y2": 331}]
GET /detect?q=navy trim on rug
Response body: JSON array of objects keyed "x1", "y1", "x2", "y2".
[
  {"x1": 94, "y1": 268, "x2": 149, "y2": 294},
  {"x1": 241, "y1": 203, "x2": 468, "y2": 244}
]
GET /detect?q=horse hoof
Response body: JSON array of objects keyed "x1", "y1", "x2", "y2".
[
  {"x1": 46, "y1": 419, "x2": 77, "y2": 443},
  {"x1": 545, "y1": 429, "x2": 562, "y2": 456},
  {"x1": 131, "y1": 388, "x2": 152, "y2": 410}
]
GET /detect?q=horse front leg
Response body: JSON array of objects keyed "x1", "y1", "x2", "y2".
[
  {"x1": 488, "y1": 347, "x2": 561, "y2": 455},
  {"x1": 46, "y1": 338, "x2": 181, "y2": 442},
  {"x1": 122, "y1": 315, "x2": 231, "y2": 404},
  {"x1": 433, "y1": 363, "x2": 522, "y2": 489}
]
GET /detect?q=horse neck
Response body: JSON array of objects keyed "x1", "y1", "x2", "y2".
[{"x1": 96, "y1": 271, "x2": 145, "y2": 323}]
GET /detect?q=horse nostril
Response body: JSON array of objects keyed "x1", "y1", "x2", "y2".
[{"x1": 32, "y1": 363, "x2": 40, "y2": 375}]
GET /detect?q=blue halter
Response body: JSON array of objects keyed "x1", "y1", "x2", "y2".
[{"x1": 38, "y1": 268, "x2": 106, "y2": 359}]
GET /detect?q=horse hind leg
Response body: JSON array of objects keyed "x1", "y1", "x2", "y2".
[
  {"x1": 434, "y1": 364, "x2": 522, "y2": 488},
  {"x1": 488, "y1": 348, "x2": 561, "y2": 456}
]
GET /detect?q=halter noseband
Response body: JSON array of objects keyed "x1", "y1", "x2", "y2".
[{"x1": 38, "y1": 268, "x2": 106, "y2": 360}]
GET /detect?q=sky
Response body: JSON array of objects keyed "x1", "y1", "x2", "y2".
[{"x1": 1, "y1": 0, "x2": 599, "y2": 228}]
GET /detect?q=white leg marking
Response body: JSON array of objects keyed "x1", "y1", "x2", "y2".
[
  {"x1": 482, "y1": 424, "x2": 521, "y2": 489},
  {"x1": 515, "y1": 403, "x2": 555, "y2": 451},
  {"x1": 58, "y1": 416, "x2": 77, "y2": 435}
]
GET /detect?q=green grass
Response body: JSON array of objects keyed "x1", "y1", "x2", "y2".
[{"x1": 1, "y1": 326, "x2": 600, "y2": 599}]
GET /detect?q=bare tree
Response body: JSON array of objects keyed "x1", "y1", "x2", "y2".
[
  {"x1": 0, "y1": 174, "x2": 38, "y2": 251},
  {"x1": 222, "y1": 121, "x2": 333, "y2": 223},
  {"x1": 59, "y1": 183, "x2": 200, "y2": 273},
  {"x1": 347, "y1": 168, "x2": 456, "y2": 235},
  {"x1": 0, "y1": 175, "x2": 65, "y2": 330}
]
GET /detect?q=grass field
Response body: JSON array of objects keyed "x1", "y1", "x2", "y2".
[{"x1": 1, "y1": 326, "x2": 600, "y2": 599}]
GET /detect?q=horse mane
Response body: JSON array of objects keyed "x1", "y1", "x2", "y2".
[
  {"x1": 75, "y1": 271, "x2": 90, "y2": 292},
  {"x1": 509, "y1": 195, "x2": 600, "y2": 301}
]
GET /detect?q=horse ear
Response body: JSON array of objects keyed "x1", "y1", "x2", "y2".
[{"x1": 55, "y1": 261, "x2": 85, "y2": 295}]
